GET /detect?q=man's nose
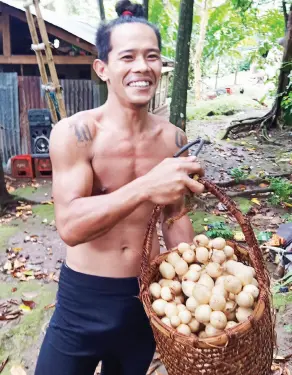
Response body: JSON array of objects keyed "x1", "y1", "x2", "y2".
[{"x1": 132, "y1": 57, "x2": 150, "y2": 73}]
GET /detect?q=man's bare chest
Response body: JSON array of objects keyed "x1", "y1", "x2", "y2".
[{"x1": 90, "y1": 135, "x2": 172, "y2": 194}]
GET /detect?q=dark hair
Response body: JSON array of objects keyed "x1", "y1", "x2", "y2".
[{"x1": 96, "y1": 0, "x2": 162, "y2": 62}]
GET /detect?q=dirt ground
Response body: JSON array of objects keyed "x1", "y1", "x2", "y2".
[{"x1": 0, "y1": 109, "x2": 291, "y2": 374}]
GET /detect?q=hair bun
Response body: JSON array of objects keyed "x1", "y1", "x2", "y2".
[{"x1": 115, "y1": 0, "x2": 145, "y2": 18}]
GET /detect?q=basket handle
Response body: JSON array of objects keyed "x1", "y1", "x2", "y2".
[{"x1": 140, "y1": 178, "x2": 269, "y2": 290}]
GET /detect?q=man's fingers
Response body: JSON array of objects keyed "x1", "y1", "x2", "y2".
[
  {"x1": 184, "y1": 177, "x2": 205, "y2": 195},
  {"x1": 175, "y1": 156, "x2": 197, "y2": 163},
  {"x1": 179, "y1": 162, "x2": 204, "y2": 176}
]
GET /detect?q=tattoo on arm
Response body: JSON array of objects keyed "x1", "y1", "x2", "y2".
[
  {"x1": 70, "y1": 123, "x2": 93, "y2": 147},
  {"x1": 175, "y1": 128, "x2": 186, "y2": 148}
]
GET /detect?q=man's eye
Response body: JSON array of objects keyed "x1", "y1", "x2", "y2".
[
  {"x1": 122, "y1": 55, "x2": 133, "y2": 60},
  {"x1": 148, "y1": 54, "x2": 159, "y2": 60}
]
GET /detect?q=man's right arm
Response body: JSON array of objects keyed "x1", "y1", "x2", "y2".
[
  {"x1": 50, "y1": 119, "x2": 152, "y2": 247},
  {"x1": 50, "y1": 119, "x2": 205, "y2": 247}
]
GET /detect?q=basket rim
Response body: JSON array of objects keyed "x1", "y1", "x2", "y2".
[{"x1": 140, "y1": 241, "x2": 268, "y2": 349}]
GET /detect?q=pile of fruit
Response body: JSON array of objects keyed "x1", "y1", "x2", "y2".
[{"x1": 150, "y1": 235, "x2": 259, "y2": 338}]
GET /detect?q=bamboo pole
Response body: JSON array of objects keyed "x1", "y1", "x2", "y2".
[{"x1": 25, "y1": 7, "x2": 58, "y2": 124}]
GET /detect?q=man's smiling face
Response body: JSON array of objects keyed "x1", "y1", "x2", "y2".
[{"x1": 100, "y1": 22, "x2": 162, "y2": 107}]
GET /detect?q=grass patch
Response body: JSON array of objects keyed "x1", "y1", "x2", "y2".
[
  {"x1": 0, "y1": 225, "x2": 19, "y2": 251},
  {"x1": 273, "y1": 291, "x2": 292, "y2": 310},
  {"x1": 234, "y1": 197, "x2": 253, "y2": 214},
  {"x1": 32, "y1": 204, "x2": 55, "y2": 222},
  {"x1": 0, "y1": 280, "x2": 57, "y2": 373},
  {"x1": 188, "y1": 210, "x2": 226, "y2": 233},
  {"x1": 187, "y1": 95, "x2": 261, "y2": 120}
]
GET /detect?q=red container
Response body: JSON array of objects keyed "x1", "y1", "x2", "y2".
[
  {"x1": 33, "y1": 157, "x2": 52, "y2": 178},
  {"x1": 11, "y1": 155, "x2": 34, "y2": 179},
  {"x1": 226, "y1": 87, "x2": 232, "y2": 94}
]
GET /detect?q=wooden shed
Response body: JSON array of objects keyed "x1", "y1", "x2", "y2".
[{"x1": 0, "y1": 0, "x2": 173, "y2": 163}]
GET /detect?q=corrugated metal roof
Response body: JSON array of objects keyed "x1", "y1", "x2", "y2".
[
  {"x1": 0, "y1": 0, "x2": 174, "y2": 64},
  {"x1": 1, "y1": 0, "x2": 97, "y2": 45}
]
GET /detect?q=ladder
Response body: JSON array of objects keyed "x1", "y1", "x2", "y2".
[{"x1": 23, "y1": 0, "x2": 67, "y2": 123}]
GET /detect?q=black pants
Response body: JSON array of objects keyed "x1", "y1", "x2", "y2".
[{"x1": 35, "y1": 264, "x2": 156, "y2": 375}]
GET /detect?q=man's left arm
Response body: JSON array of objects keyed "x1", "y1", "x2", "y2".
[
  {"x1": 160, "y1": 124, "x2": 197, "y2": 250},
  {"x1": 161, "y1": 199, "x2": 195, "y2": 250}
]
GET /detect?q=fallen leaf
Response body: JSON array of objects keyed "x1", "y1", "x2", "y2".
[
  {"x1": 3, "y1": 261, "x2": 12, "y2": 271},
  {"x1": 19, "y1": 304, "x2": 31, "y2": 313},
  {"x1": 12, "y1": 248, "x2": 23, "y2": 253},
  {"x1": 234, "y1": 231, "x2": 245, "y2": 241},
  {"x1": 14, "y1": 259, "x2": 25, "y2": 270},
  {"x1": 251, "y1": 198, "x2": 261, "y2": 206},
  {"x1": 22, "y1": 291, "x2": 38, "y2": 301},
  {"x1": 22, "y1": 300, "x2": 36, "y2": 309},
  {"x1": 274, "y1": 355, "x2": 286, "y2": 362},
  {"x1": 44, "y1": 302, "x2": 56, "y2": 310},
  {"x1": 23, "y1": 270, "x2": 34, "y2": 277},
  {"x1": 10, "y1": 365, "x2": 27, "y2": 375},
  {"x1": 41, "y1": 200, "x2": 53, "y2": 205}
]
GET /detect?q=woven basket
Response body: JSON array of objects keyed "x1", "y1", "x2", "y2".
[{"x1": 140, "y1": 178, "x2": 274, "y2": 375}]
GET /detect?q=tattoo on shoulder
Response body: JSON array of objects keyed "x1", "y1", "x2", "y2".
[
  {"x1": 70, "y1": 122, "x2": 93, "y2": 147},
  {"x1": 175, "y1": 128, "x2": 186, "y2": 148}
]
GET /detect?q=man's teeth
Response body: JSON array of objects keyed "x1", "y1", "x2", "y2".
[{"x1": 129, "y1": 81, "x2": 150, "y2": 87}]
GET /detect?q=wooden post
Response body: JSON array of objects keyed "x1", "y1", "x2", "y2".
[
  {"x1": 2, "y1": 14, "x2": 11, "y2": 57},
  {"x1": 33, "y1": 0, "x2": 67, "y2": 119},
  {"x1": 25, "y1": 8, "x2": 58, "y2": 124}
]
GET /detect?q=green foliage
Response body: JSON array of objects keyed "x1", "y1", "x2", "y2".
[
  {"x1": 205, "y1": 222, "x2": 234, "y2": 239},
  {"x1": 230, "y1": 167, "x2": 249, "y2": 182},
  {"x1": 281, "y1": 70, "x2": 292, "y2": 122},
  {"x1": 149, "y1": 0, "x2": 180, "y2": 58},
  {"x1": 239, "y1": 57, "x2": 251, "y2": 71},
  {"x1": 187, "y1": 95, "x2": 261, "y2": 120},
  {"x1": 283, "y1": 213, "x2": 292, "y2": 222},
  {"x1": 268, "y1": 177, "x2": 292, "y2": 206},
  {"x1": 284, "y1": 324, "x2": 292, "y2": 333}
]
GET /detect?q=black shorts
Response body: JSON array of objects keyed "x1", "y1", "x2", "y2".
[{"x1": 35, "y1": 264, "x2": 156, "y2": 375}]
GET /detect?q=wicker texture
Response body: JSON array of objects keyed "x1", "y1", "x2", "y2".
[{"x1": 140, "y1": 178, "x2": 274, "y2": 375}]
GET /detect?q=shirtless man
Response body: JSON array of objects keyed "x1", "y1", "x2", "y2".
[{"x1": 35, "y1": 1, "x2": 204, "y2": 374}]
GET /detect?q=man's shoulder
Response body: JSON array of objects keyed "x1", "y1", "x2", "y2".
[
  {"x1": 151, "y1": 114, "x2": 187, "y2": 151},
  {"x1": 151, "y1": 114, "x2": 186, "y2": 134},
  {"x1": 49, "y1": 109, "x2": 102, "y2": 159},
  {"x1": 51, "y1": 109, "x2": 102, "y2": 142}
]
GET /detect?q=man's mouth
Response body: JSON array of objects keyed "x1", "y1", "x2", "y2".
[{"x1": 127, "y1": 80, "x2": 152, "y2": 88}]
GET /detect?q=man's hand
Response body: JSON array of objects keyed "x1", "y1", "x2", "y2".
[{"x1": 142, "y1": 156, "x2": 204, "y2": 205}]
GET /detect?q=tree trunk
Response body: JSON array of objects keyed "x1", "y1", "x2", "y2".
[
  {"x1": 283, "y1": 0, "x2": 288, "y2": 29},
  {"x1": 215, "y1": 59, "x2": 220, "y2": 89},
  {"x1": 234, "y1": 65, "x2": 238, "y2": 85},
  {"x1": 98, "y1": 0, "x2": 105, "y2": 20},
  {"x1": 0, "y1": 154, "x2": 10, "y2": 210},
  {"x1": 169, "y1": 0, "x2": 194, "y2": 131},
  {"x1": 143, "y1": 0, "x2": 149, "y2": 20},
  {"x1": 274, "y1": 5, "x2": 292, "y2": 125},
  {"x1": 222, "y1": 7, "x2": 292, "y2": 139},
  {"x1": 193, "y1": 0, "x2": 209, "y2": 100}
]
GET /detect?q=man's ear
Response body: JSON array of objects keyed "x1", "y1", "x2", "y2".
[{"x1": 93, "y1": 59, "x2": 109, "y2": 82}]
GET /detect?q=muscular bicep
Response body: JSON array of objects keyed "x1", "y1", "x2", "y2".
[{"x1": 49, "y1": 119, "x2": 94, "y2": 227}]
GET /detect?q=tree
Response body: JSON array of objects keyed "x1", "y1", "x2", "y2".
[
  {"x1": 0, "y1": 154, "x2": 10, "y2": 211},
  {"x1": 170, "y1": 0, "x2": 194, "y2": 130},
  {"x1": 223, "y1": 2, "x2": 291, "y2": 139},
  {"x1": 193, "y1": 0, "x2": 209, "y2": 100},
  {"x1": 98, "y1": 0, "x2": 105, "y2": 20},
  {"x1": 149, "y1": 0, "x2": 180, "y2": 59},
  {"x1": 143, "y1": 0, "x2": 149, "y2": 19}
]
